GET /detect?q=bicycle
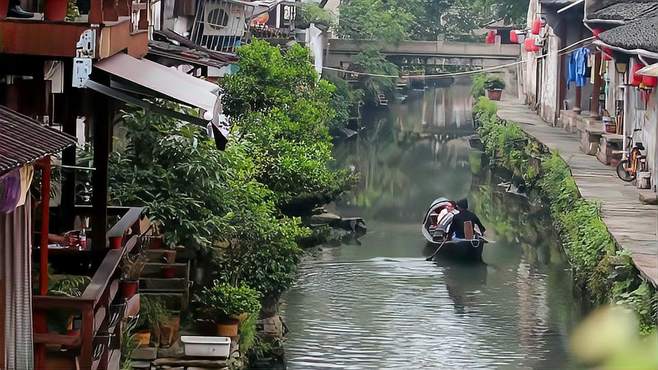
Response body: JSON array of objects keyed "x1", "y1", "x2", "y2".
[{"x1": 616, "y1": 128, "x2": 647, "y2": 182}]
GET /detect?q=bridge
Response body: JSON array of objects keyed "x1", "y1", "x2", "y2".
[{"x1": 324, "y1": 39, "x2": 521, "y2": 69}]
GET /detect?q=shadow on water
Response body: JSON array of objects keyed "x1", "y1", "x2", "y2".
[{"x1": 280, "y1": 81, "x2": 584, "y2": 370}]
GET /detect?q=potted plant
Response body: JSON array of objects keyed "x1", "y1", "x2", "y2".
[
  {"x1": 135, "y1": 296, "x2": 170, "y2": 347},
  {"x1": 199, "y1": 282, "x2": 261, "y2": 337},
  {"x1": 120, "y1": 253, "x2": 146, "y2": 299},
  {"x1": 484, "y1": 76, "x2": 506, "y2": 101}
]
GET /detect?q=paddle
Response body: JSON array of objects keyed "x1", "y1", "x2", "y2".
[{"x1": 425, "y1": 238, "x2": 449, "y2": 261}]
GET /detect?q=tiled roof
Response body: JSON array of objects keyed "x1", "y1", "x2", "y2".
[
  {"x1": 598, "y1": 16, "x2": 658, "y2": 52},
  {"x1": 0, "y1": 106, "x2": 76, "y2": 175},
  {"x1": 589, "y1": 0, "x2": 658, "y2": 21}
]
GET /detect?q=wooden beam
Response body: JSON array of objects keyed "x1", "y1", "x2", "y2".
[{"x1": 91, "y1": 90, "x2": 111, "y2": 252}]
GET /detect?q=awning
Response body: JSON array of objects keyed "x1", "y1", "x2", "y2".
[
  {"x1": 0, "y1": 105, "x2": 77, "y2": 175},
  {"x1": 95, "y1": 53, "x2": 220, "y2": 113},
  {"x1": 90, "y1": 53, "x2": 229, "y2": 148},
  {"x1": 637, "y1": 63, "x2": 658, "y2": 77}
]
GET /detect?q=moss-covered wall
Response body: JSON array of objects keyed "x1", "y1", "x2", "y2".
[{"x1": 474, "y1": 97, "x2": 658, "y2": 334}]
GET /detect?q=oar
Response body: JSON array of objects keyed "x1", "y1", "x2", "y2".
[{"x1": 425, "y1": 238, "x2": 449, "y2": 261}]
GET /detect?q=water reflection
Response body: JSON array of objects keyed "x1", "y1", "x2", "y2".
[{"x1": 281, "y1": 82, "x2": 583, "y2": 369}]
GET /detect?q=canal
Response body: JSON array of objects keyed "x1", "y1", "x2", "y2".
[{"x1": 281, "y1": 81, "x2": 584, "y2": 369}]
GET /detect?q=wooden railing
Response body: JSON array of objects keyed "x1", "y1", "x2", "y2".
[{"x1": 33, "y1": 207, "x2": 145, "y2": 370}]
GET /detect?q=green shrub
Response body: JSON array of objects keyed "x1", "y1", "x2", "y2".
[
  {"x1": 200, "y1": 282, "x2": 262, "y2": 318},
  {"x1": 474, "y1": 97, "x2": 657, "y2": 333}
]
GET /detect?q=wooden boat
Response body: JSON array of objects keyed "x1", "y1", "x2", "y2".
[{"x1": 421, "y1": 197, "x2": 485, "y2": 262}]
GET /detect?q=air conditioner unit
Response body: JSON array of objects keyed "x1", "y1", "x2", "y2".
[{"x1": 202, "y1": 2, "x2": 244, "y2": 37}]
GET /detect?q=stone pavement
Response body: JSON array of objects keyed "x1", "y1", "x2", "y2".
[{"x1": 496, "y1": 99, "x2": 658, "y2": 286}]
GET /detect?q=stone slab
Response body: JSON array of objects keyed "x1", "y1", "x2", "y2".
[
  {"x1": 497, "y1": 99, "x2": 658, "y2": 287},
  {"x1": 132, "y1": 347, "x2": 158, "y2": 360}
]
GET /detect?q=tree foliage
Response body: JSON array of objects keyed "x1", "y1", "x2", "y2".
[
  {"x1": 221, "y1": 40, "x2": 351, "y2": 211},
  {"x1": 337, "y1": 0, "x2": 529, "y2": 41}
]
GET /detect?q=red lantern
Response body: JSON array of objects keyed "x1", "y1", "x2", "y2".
[
  {"x1": 601, "y1": 47, "x2": 613, "y2": 61},
  {"x1": 592, "y1": 28, "x2": 604, "y2": 38},
  {"x1": 485, "y1": 30, "x2": 496, "y2": 44},
  {"x1": 524, "y1": 37, "x2": 540, "y2": 53},
  {"x1": 532, "y1": 18, "x2": 543, "y2": 35},
  {"x1": 631, "y1": 60, "x2": 645, "y2": 86},
  {"x1": 642, "y1": 75, "x2": 657, "y2": 88},
  {"x1": 510, "y1": 30, "x2": 519, "y2": 44}
]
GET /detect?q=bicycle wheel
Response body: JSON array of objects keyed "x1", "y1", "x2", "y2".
[{"x1": 616, "y1": 160, "x2": 636, "y2": 182}]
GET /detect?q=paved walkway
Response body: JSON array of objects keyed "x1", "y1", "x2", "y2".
[{"x1": 496, "y1": 99, "x2": 658, "y2": 286}]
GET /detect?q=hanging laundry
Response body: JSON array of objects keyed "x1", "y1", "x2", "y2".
[
  {"x1": 0, "y1": 169, "x2": 21, "y2": 213},
  {"x1": 568, "y1": 48, "x2": 590, "y2": 88},
  {"x1": 16, "y1": 165, "x2": 34, "y2": 207}
]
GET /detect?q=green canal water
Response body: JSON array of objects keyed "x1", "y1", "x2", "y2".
[{"x1": 280, "y1": 82, "x2": 585, "y2": 369}]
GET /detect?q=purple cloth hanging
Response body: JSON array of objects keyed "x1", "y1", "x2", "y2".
[{"x1": 0, "y1": 170, "x2": 21, "y2": 213}]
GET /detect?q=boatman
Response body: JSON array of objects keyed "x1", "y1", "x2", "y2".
[{"x1": 450, "y1": 198, "x2": 486, "y2": 240}]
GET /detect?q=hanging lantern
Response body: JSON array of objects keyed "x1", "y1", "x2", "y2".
[
  {"x1": 485, "y1": 30, "x2": 496, "y2": 44},
  {"x1": 531, "y1": 18, "x2": 543, "y2": 35},
  {"x1": 524, "y1": 37, "x2": 534, "y2": 52},
  {"x1": 642, "y1": 75, "x2": 657, "y2": 88},
  {"x1": 631, "y1": 60, "x2": 645, "y2": 87},
  {"x1": 510, "y1": 30, "x2": 519, "y2": 44}
]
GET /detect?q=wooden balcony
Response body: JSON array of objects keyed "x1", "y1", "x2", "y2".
[
  {"x1": 33, "y1": 207, "x2": 145, "y2": 370},
  {"x1": 0, "y1": 0, "x2": 151, "y2": 59}
]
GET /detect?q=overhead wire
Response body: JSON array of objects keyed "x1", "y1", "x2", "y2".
[{"x1": 322, "y1": 36, "x2": 596, "y2": 79}]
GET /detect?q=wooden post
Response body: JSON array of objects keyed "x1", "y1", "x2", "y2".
[
  {"x1": 35, "y1": 157, "x2": 51, "y2": 370},
  {"x1": 61, "y1": 61, "x2": 78, "y2": 231},
  {"x1": 574, "y1": 86, "x2": 582, "y2": 114},
  {"x1": 92, "y1": 91, "x2": 111, "y2": 251},
  {"x1": 591, "y1": 53, "x2": 602, "y2": 119}
]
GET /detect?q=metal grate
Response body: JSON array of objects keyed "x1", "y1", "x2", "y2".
[{"x1": 190, "y1": 0, "x2": 256, "y2": 53}]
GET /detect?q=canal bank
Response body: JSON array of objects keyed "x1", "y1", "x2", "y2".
[
  {"x1": 474, "y1": 97, "x2": 657, "y2": 333},
  {"x1": 281, "y1": 84, "x2": 587, "y2": 369}
]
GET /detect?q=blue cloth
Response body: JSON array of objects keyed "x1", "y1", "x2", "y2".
[{"x1": 568, "y1": 48, "x2": 590, "y2": 88}]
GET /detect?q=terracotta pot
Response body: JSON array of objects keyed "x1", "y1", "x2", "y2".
[
  {"x1": 159, "y1": 316, "x2": 181, "y2": 348},
  {"x1": 0, "y1": 0, "x2": 8, "y2": 19},
  {"x1": 135, "y1": 330, "x2": 151, "y2": 347},
  {"x1": 110, "y1": 236, "x2": 123, "y2": 250},
  {"x1": 162, "y1": 266, "x2": 176, "y2": 279},
  {"x1": 216, "y1": 318, "x2": 239, "y2": 337},
  {"x1": 148, "y1": 236, "x2": 163, "y2": 250},
  {"x1": 487, "y1": 89, "x2": 502, "y2": 101},
  {"x1": 44, "y1": 0, "x2": 68, "y2": 21},
  {"x1": 120, "y1": 280, "x2": 139, "y2": 299}
]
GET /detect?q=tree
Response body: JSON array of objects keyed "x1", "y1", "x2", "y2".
[
  {"x1": 337, "y1": 0, "x2": 414, "y2": 43},
  {"x1": 221, "y1": 40, "x2": 351, "y2": 213}
]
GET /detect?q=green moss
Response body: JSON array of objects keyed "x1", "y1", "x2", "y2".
[{"x1": 474, "y1": 97, "x2": 657, "y2": 333}]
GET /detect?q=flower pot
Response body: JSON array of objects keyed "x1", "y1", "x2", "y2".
[
  {"x1": 216, "y1": 318, "x2": 239, "y2": 337},
  {"x1": 120, "y1": 280, "x2": 139, "y2": 299},
  {"x1": 44, "y1": 0, "x2": 68, "y2": 21},
  {"x1": 110, "y1": 236, "x2": 123, "y2": 250},
  {"x1": 159, "y1": 316, "x2": 181, "y2": 348},
  {"x1": 148, "y1": 236, "x2": 163, "y2": 250},
  {"x1": 162, "y1": 265, "x2": 177, "y2": 278},
  {"x1": 135, "y1": 330, "x2": 151, "y2": 347},
  {"x1": 487, "y1": 89, "x2": 502, "y2": 101}
]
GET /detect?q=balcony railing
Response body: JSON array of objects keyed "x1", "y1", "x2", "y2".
[{"x1": 33, "y1": 207, "x2": 145, "y2": 370}]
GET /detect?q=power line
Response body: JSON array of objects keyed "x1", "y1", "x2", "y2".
[{"x1": 322, "y1": 36, "x2": 595, "y2": 79}]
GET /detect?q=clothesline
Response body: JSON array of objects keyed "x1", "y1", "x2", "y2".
[{"x1": 322, "y1": 36, "x2": 596, "y2": 79}]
